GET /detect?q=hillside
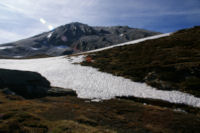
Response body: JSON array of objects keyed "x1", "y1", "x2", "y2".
[
  {"x1": 0, "y1": 27, "x2": 200, "y2": 132},
  {"x1": 82, "y1": 26, "x2": 200, "y2": 97},
  {"x1": 0, "y1": 22, "x2": 159, "y2": 58}
]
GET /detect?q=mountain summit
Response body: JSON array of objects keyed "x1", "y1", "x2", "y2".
[{"x1": 0, "y1": 22, "x2": 160, "y2": 58}]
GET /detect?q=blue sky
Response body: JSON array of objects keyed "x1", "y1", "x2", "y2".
[{"x1": 0, "y1": 0, "x2": 200, "y2": 44}]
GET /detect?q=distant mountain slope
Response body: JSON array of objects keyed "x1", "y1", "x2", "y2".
[
  {"x1": 0, "y1": 22, "x2": 159, "y2": 58},
  {"x1": 82, "y1": 26, "x2": 200, "y2": 97}
]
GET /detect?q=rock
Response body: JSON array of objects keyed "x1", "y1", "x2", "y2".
[
  {"x1": 47, "y1": 87, "x2": 77, "y2": 97},
  {"x1": 0, "y1": 69, "x2": 51, "y2": 98},
  {"x1": 144, "y1": 71, "x2": 176, "y2": 90}
]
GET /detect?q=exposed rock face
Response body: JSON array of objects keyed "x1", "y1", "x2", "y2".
[
  {"x1": 0, "y1": 22, "x2": 160, "y2": 58},
  {"x1": 0, "y1": 69, "x2": 50, "y2": 98}
]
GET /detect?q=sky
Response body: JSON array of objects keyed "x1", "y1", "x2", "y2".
[{"x1": 0, "y1": 0, "x2": 200, "y2": 44}]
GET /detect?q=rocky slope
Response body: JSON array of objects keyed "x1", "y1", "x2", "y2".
[{"x1": 0, "y1": 22, "x2": 159, "y2": 58}]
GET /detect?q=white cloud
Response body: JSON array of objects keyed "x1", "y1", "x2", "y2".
[
  {"x1": 0, "y1": 0, "x2": 104, "y2": 44},
  {"x1": 1, "y1": 0, "x2": 199, "y2": 27},
  {"x1": 0, "y1": 0, "x2": 101, "y2": 27}
]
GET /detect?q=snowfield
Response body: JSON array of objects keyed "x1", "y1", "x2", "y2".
[
  {"x1": 0, "y1": 34, "x2": 200, "y2": 107},
  {"x1": 0, "y1": 55, "x2": 200, "y2": 107}
]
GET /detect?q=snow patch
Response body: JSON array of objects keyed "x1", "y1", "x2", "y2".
[
  {"x1": 120, "y1": 34, "x2": 124, "y2": 37},
  {"x1": 91, "y1": 99, "x2": 101, "y2": 102},
  {"x1": 173, "y1": 108, "x2": 187, "y2": 113},
  {"x1": 0, "y1": 46, "x2": 13, "y2": 50},
  {"x1": 31, "y1": 47, "x2": 39, "y2": 50},
  {"x1": 68, "y1": 55, "x2": 85, "y2": 63},
  {"x1": 0, "y1": 55, "x2": 199, "y2": 108},
  {"x1": 47, "y1": 32, "x2": 53, "y2": 39}
]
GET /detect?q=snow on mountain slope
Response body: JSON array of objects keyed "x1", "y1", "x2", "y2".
[
  {"x1": 0, "y1": 55, "x2": 200, "y2": 107},
  {"x1": 82, "y1": 33, "x2": 171, "y2": 54},
  {"x1": 0, "y1": 46, "x2": 13, "y2": 50}
]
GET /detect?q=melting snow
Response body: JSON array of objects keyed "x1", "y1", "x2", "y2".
[
  {"x1": 0, "y1": 55, "x2": 200, "y2": 108},
  {"x1": 47, "y1": 32, "x2": 53, "y2": 39},
  {"x1": 31, "y1": 47, "x2": 39, "y2": 50},
  {"x1": 0, "y1": 46, "x2": 13, "y2": 50}
]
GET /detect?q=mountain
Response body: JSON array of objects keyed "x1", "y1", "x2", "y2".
[
  {"x1": 0, "y1": 22, "x2": 160, "y2": 58},
  {"x1": 81, "y1": 26, "x2": 200, "y2": 97}
]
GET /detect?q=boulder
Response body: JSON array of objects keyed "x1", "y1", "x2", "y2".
[{"x1": 0, "y1": 69, "x2": 50, "y2": 98}]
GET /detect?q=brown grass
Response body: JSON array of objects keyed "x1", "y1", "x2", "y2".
[{"x1": 0, "y1": 92, "x2": 200, "y2": 133}]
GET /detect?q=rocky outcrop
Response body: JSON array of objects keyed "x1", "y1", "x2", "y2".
[
  {"x1": 0, "y1": 69, "x2": 50, "y2": 98},
  {"x1": 0, "y1": 69, "x2": 77, "y2": 98}
]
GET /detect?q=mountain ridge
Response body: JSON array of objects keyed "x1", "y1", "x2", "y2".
[{"x1": 0, "y1": 22, "x2": 160, "y2": 58}]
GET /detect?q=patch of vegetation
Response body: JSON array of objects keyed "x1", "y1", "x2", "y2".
[
  {"x1": 50, "y1": 120, "x2": 115, "y2": 133},
  {"x1": 1, "y1": 92, "x2": 200, "y2": 133},
  {"x1": 0, "y1": 111, "x2": 48, "y2": 133},
  {"x1": 82, "y1": 26, "x2": 200, "y2": 97}
]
